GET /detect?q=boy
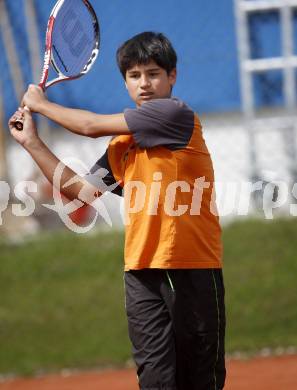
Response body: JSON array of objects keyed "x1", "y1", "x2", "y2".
[{"x1": 9, "y1": 32, "x2": 226, "y2": 390}]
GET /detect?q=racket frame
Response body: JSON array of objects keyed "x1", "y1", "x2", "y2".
[
  {"x1": 14, "y1": 0, "x2": 100, "y2": 130},
  {"x1": 40, "y1": 0, "x2": 100, "y2": 90}
]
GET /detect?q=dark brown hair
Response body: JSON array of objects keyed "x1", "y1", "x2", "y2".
[{"x1": 116, "y1": 32, "x2": 177, "y2": 79}]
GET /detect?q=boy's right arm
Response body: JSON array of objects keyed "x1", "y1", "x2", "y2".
[{"x1": 9, "y1": 108, "x2": 102, "y2": 205}]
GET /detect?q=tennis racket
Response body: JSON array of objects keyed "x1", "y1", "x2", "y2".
[{"x1": 15, "y1": 0, "x2": 100, "y2": 130}]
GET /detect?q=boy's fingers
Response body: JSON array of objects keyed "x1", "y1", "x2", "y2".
[
  {"x1": 23, "y1": 107, "x2": 32, "y2": 120},
  {"x1": 9, "y1": 119, "x2": 18, "y2": 130},
  {"x1": 15, "y1": 111, "x2": 24, "y2": 118},
  {"x1": 13, "y1": 114, "x2": 24, "y2": 123},
  {"x1": 9, "y1": 114, "x2": 19, "y2": 124},
  {"x1": 8, "y1": 110, "x2": 25, "y2": 131}
]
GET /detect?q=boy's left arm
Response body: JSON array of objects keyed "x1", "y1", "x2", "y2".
[{"x1": 22, "y1": 84, "x2": 131, "y2": 138}]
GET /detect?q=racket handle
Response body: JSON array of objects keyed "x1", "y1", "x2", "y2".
[
  {"x1": 14, "y1": 120, "x2": 24, "y2": 131},
  {"x1": 13, "y1": 105, "x2": 30, "y2": 131}
]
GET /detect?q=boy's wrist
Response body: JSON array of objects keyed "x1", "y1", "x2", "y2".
[
  {"x1": 37, "y1": 99, "x2": 51, "y2": 115},
  {"x1": 23, "y1": 136, "x2": 43, "y2": 152}
]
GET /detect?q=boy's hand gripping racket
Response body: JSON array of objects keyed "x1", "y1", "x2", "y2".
[{"x1": 15, "y1": 0, "x2": 100, "y2": 130}]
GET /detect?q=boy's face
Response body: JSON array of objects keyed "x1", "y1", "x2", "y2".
[{"x1": 125, "y1": 60, "x2": 176, "y2": 107}]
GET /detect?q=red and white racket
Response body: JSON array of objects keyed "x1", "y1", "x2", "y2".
[{"x1": 15, "y1": 0, "x2": 100, "y2": 130}]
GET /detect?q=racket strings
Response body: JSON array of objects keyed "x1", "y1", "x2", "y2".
[
  {"x1": 60, "y1": 8, "x2": 91, "y2": 57},
  {"x1": 52, "y1": 45, "x2": 68, "y2": 73},
  {"x1": 52, "y1": 0, "x2": 98, "y2": 77}
]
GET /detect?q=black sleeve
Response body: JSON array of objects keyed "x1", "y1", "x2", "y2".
[
  {"x1": 124, "y1": 98, "x2": 194, "y2": 150},
  {"x1": 85, "y1": 151, "x2": 123, "y2": 197}
]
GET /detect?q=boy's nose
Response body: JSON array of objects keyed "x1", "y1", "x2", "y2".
[{"x1": 140, "y1": 76, "x2": 151, "y2": 88}]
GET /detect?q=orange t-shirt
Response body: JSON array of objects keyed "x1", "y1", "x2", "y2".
[{"x1": 89, "y1": 98, "x2": 222, "y2": 270}]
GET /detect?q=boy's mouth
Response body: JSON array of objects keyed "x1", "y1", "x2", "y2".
[
  {"x1": 139, "y1": 92, "x2": 154, "y2": 101},
  {"x1": 139, "y1": 92, "x2": 154, "y2": 97}
]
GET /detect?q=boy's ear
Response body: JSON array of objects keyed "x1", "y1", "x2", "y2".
[{"x1": 169, "y1": 68, "x2": 177, "y2": 86}]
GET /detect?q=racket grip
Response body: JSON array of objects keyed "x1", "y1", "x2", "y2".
[
  {"x1": 14, "y1": 120, "x2": 24, "y2": 131},
  {"x1": 13, "y1": 105, "x2": 30, "y2": 131}
]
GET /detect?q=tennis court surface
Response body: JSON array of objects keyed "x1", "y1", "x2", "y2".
[{"x1": 0, "y1": 355, "x2": 296, "y2": 390}]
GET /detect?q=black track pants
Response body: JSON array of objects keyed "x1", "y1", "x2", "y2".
[{"x1": 124, "y1": 268, "x2": 226, "y2": 390}]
